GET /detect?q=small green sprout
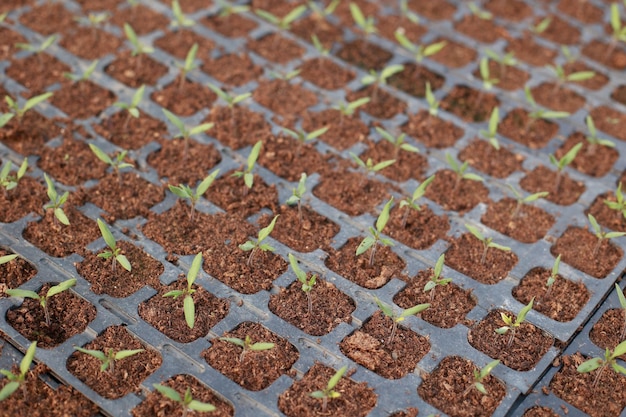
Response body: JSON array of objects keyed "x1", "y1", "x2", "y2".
[
  {"x1": 588, "y1": 213, "x2": 626, "y2": 257},
  {"x1": 96, "y1": 218, "x2": 131, "y2": 274},
  {"x1": 219, "y1": 335, "x2": 275, "y2": 364},
  {"x1": 0, "y1": 158, "x2": 28, "y2": 196},
  {"x1": 89, "y1": 143, "x2": 133, "y2": 183},
  {"x1": 232, "y1": 140, "x2": 262, "y2": 195},
  {"x1": 268, "y1": 68, "x2": 300, "y2": 81},
  {"x1": 176, "y1": 43, "x2": 198, "y2": 89},
  {"x1": 465, "y1": 223, "x2": 511, "y2": 265},
  {"x1": 350, "y1": 2, "x2": 377, "y2": 37},
  {"x1": 531, "y1": 16, "x2": 552, "y2": 34},
  {"x1": 170, "y1": 0, "x2": 194, "y2": 29},
  {"x1": 464, "y1": 359, "x2": 500, "y2": 396},
  {"x1": 495, "y1": 298, "x2": 534, "y2": 346},
  {"x1": 507, "y1": 184, "x2": 549, "y2": 219},
  {"x1": 0, "y1": 12, "x2": 7, "y2": 23},
  {"x1": 6, "y1": 278, "x2": 76, "y2": 327},
  {"x1": 74, "y1": 346, "x2": 144, "y2": 374},
  {"x1": 548, "y1": 64, "x2": 595, "y2": 91},
  {"x1": 239, "y1": 215, "x2": 278, "y2": 266},
  {"x1": 446, "y1": 153, "x2": 484, "y2": 194},
  {"x1": 614, "y1": 283, "x2": 626, "y2": 340},
  {"x1": 216, "y1": 0, "x2": 249, "y2": 17},
  {"x1": 162, "y1": 108, "x2": 214, "y2": 160},
  {"x1": 480, "y1": 106, "x2": 501, "y2": 150},
  {"x1": 333, "y1": 97, "x2": 370, "y2": 126},
  {"x1": 425, "y1": 81, "x2": 440, "y2": 116},
  {"x1": 286, "y1": 173, "x2": 307, "y2": 223},
  {"x1": 606, "y1": 3, "x2": 626, "y2": 59},
  {"x1": 399, "y1": 175, "x2": 435, "y2": 228},
  {"x1": 524, "y1": 87, "x2": 570, "y2": 130},
  {"x1": 255, "y1": 4, "x2": 306, "y2": 30},
  {"x1": 605, "y1": 182, "x2": 626, "y2": 219},
  {"x1": 289, "y1": 253, "x2": 317, "y2": 316},
  {"x1": 394, "y1": 29, "x2": 447, "y2": 63},
  {"x1": 307, "y1": 0, "x2": 340, "y2": 18},
  {"x1": 168, "y1": 169, "x2": 220, "y2": 222},
  {"x1": 43, "y1": 173, "x2": 70, "y2": 226},
  {"x1": 585, "y1": 115, "x2": 614, "y2": 149},
  {"x1": 0, "y1": 113, "x2": 13, "y2": 128},
  {"x1": 207, "y1": 82, "x2": 251, "y2": 110},
  {"x1": 423, "y1": 254, "x2": 451, "y2": 301},
  {"x1": 398, "y1": 0, "x2": 420, "y2": 23},
  {"x1": 311, "y1": 34, "x2": 330, "y2": 55},
  {"x1": 484, "y1": 49, "x2": 517, "y2": 79},
  {"x1": 283, "y1": 126, "x2": 329, "y2": 156},
  {"x1": 309, "y1": 365, "x2": 347, "y2": 413},
  {"x1": 15, "y1": 34, "x2": 57, "y2": 58},
  {"x1": 5, "y1": 92, "x2": 53, "y2": 126},
  {"x1": 375, "y1": 297, "x2": 430, "y2": 344},
  {"x1": 350, "y1": 152, "x2": 396, "y2": 180},
  {"x1": 114, "y1": 84, "x2": 145, "y2": 131},
  {"x1": 361, "y1": 64, "x2": 404, "y2": 103},
  {"x1": 153, "y1": 384, "x2": 216, "y2": 416},
  {"x1": 356, "y1": 198, "x2": 394, "y2": 267},
  {"x1": 63, "y1": 59, "x2": 99, "y2": 88},
  {"x1": 479, "y1": 57, "x2": 499, "y2": 92},
  {"x1": 468, "y1": 2, "x2": 492, "y2": 20},
  {"x1": 549, "y1": 142, "x2": 582, "y2": 194},
  {"x1": 577, "y1": 339, "x2": 626, "y2": 388},
  {"x1": 74, "y1": 11, "x2": 110, "y2": 29},
  {"x1": 375, "y1": 126, "x2": 419, "y2": 158},
  {"x1": 163, "y1": 252, "x2": 203, "y2": 329},
  {"x1": 0, "y1": 341, "x2": 36, "y2": 402},
  {"x1": 123, "y1": 23, "x2": 154, "y2": 69},
  {"x1": 0, "y1": 253, "x2": 19, "y2": 267},
  {"x1": 544, "y1": 254, "x2": 561, "y2": 298}
]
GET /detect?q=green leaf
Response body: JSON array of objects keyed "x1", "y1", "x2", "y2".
[
  {"x1": 283, "y1": 4, "x2": 306, "y2": 25},
  {"x1": 463, "y1": 173, "x2": 484, "y2": 182},
  {"x1": 162, "y1": 108, "x2": 186, "y2": 136},
  {"x1": 188, "y1": 399, "x2": 216, "y2": 411},
  {"x1": 244, "y1": 172, "x2": 254, "y2": 189},
  {"x1": 542, "y1": 111, "x2": 570, "y2": 119},
  {"x1": 495, "y1": 326, "x2": 509, "y2": 335},
  {"x1": 114, "y1": 349, "x2": 144, "y2": 360},
  {"x1": 220, "y1": 337, "x2": 245, "y2": 347},
  {"x1": 465, "y1": 223, "x2": 484, "y2": 242},
  {"x1": 606, "y1": 231, "x2": 626, "y2": 239},
  {"x1": 163, "y1": 289, "x2": 184, "y2": 298},
  {"x1": 97, "y1": 219, "x2": 117, "y2": 250},
  {"x1": 248, "y1": 140, "x2": 263, "y2": 171},
  {"x1": 524, "y1": 191, "x2": 549, "y2": 203},
  {"x1": 309, "y1": 391, "x2": 325, "y2": 399},
  {"x1": 183, "y1": 43, "x2": 198, "y2": 71},
  {"x1": 74, "y1": 347, "x2": 107, "y2": 362},
  {"x1": 45, "y1": 173, "x2": 58, "y2": 200},
  {"x1": 116, "y1": 254, "x2": 131, "y2": 272},
  {"x1": 328, "y1": 366, "x2": 347, "y2": 390},
  {"x1": 5, "y1": 289, "x2": 39, "y2": 300},
  {"x1": 23, "y1": 92, "x2": 53, "y2": 114},
  {"x1": 196, "y1": 169, "x2": 220, "y2": 196},
  {"x1": 577, "y1": 357, "x2": 603, "y2": 373},
  {"x1": 183, "y1": 295, "x2": 195, "y2": 328},
  {"x1": 239, "y1": 241, "x2": 256, "y2": 252},
  {"x1": 372, "y1": 159, "x2": 396, "y2": 172},
  {"x1": 423, "y1": 281, "x2": 436, "y2": 292},
  {"x1": 349, "y1": 2, "x2": 365, "y2": 26},
  {"x1": 189, "y1": 122, "x2": 213, "y2": 136},
  {"x1": 356, "y1": 236, "x2": 375, "y2": 256},
  {"x1": 611, "y1": 3, "x2": 621, "y2": 33},
  {"x1": 474, "y1": 381, "x2": 487, "y2": 395},
  {"x1": 423, "y1": 41, "x2": 447, "y2": 57},
  {"x1": 567, "y1": 71, "x2": 595, "y2": 82},
  {"x1": 47, "y1": 278, "x2": 76, "y2": 298},
  {"x1": 516, "y1": 298, "x2": 534, "y2": 325},
  {"x1": 478, "y1": 359, "x2": 500, "y2": 380},
  {"x1": 0, "y1": 254, "x2": 19, "y2": 265},
  {"x1": 20, "y1": 342, "x2": 37, "y2": 377},
  {"x1": 613, "y1": 339, "x2": 626, "y2": 358},
  {"x1": 249, "y1": 342, "x2": 275, "y2": 351},
  {"x1": 255, "y1": 9, "x2": 279, "y2": 24},
  {"x1": 433, "y1": 253, "x2": 445, "y2": 279},
  {"x1": 0, "y1": 381, "x2": 20, "y2": 401},
  {"x1": 552, "y1": 254, "x2": 561, "y2": 278},
  {"x1": 588, "y1": 213, "x2": 601, "y2": 235},
  {"x1": 289, "y1": 253, "x2": 306, "y2": 283},
  {"x1": 0, "y1": 113, "x2": 14, "y2": 128},
  {"x1": 153, "y1": 384, "x2": 181, "y2": 402},
  {"x1": 400, "y1": 302, "x2": 430, "y2": 318},
  {"x1": 89, "y1": 144, "x2": 113, "y2": 165},
  {"x1": 488, "y1": 242, "x2": 511, "y2": 252},
  {"x1": 381, "y1": 64, "x2": 404, "y2": 80},
  {"x1": 376, "y1": 198, "x2": 393, "y2": 233},
  {"x1": 616, "y1": 283, "x2": 626, "y2": 310},
  {"x1": 375, "y1": 297, "x2": 394, "y2": 318},
  {"x1": 187, "y1": 252, "x2": 203, "y2": 285},
  {"x1": 258, "y1": 215, "x2": 279, "y2": 243}
]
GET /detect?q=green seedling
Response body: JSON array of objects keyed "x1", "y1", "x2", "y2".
[
  {"x1": 6, "y1": 278, "x2": 76, "y2": 327},
  {"x1": 114, "y1": 84, "x2": 145, "y2": 131},
  {"x1": 395, "y1": 29, "x2": 447, "y2": 63},
  {"x1": 96, "y1": 218, "x2": 131, "y2": 274},
  {"x1": 398, "y1": 0, "x2": 420, "y2": 23},
  {"x1": 577, "y1": 339, "x2": 626, "y2": 389},
  {"x1": 0, "y1": 342, "x2": 36, "y2": 402},
  {"x1": 468, "y1": 2, "x2": 493, "y2": 20},
  {"x1": 15, "y1": 34, "x2": 57, "y2": 62},
  {"x1": 605, "y1": 3, "x2": 626, "y2": 60},
  {"x1": 232, "y1": 140, "x2": 262, "y2": 196},
  {"x1": 220, "y1": 335, "x2": 275, "y2": 364},
  {"x1": 289, "y1": 253, "x2": 317, "y2": 316},
  {"x1": 549, "y1": 63, "x2": 595, "y2": 86},
  {"x1": 123, "y1": 23, "x2": 154, "y2": 70},
  {"x1": 399, "y1": 175, "x2": 435, "y2": 228},
  {"x1": 153, "y1": 384, "x2": 216, "y2": 417},
  {"x1": 168, "y1": 169, "x2": 220, "y2": 222},
  {"x1": 484, "y1": 49, "x2": 517, "y2": 79},
  {"x1": 333, "y1": 97, "x2": 370, "y2": 126},
  {"x1": 361, "y1": 64, "x2": 404, "y2": 103},
  {"x1": 524, "y1": 87, "x2": 570, "y2": 130},
  {"x1": 74, "y1": 11, "x2": 110, "y2": 29},
  {"x1": 463, "y1": 359, "x2": 500, "y2": 396},
  {"x1": 286, "y1": 173, "x2": 307, "y2": 223},
  {"x1": 531, "y1": 16, "x2": 552, "y2": 34},
  {"x1": 170, "y1": 0, "x2": 194, "y2": 29},
  {"x1": 423, "y1": 254, "x2": 451, "y2": 301},
  {"x1": 282, "y1": 125, "x2": 329, "y2": 156},
  {"x1": 268, "y1": 68, "x2": 301, "y2": 82},
  {"x1": 614, "y1": 283, "x2": 626, "y2": 340},
  {"x1": 446, "y1": 153, "x2": 483, "y2": 194},
  {"x1": 0, "y1": 253, "x2": 19, "y2": 267},
  {"x1": 206, "y1": 82, "x2": 251, "y2": 133},
  {"x1": 585, "y1": 115, "x2": 614, "y2": 150},
  {"x1": 356, "y1": 198, "x2": 394, "y2": 267},
  {"x1": 588, "y1": 213, "x2": 626, "y2": 257},
  {"x1": 216, "y1": 0, "x2": 249, "y2": 17},
  {"x1": 479, "y1": 57, "x2": 499, "y2": 93},
  {"x1": 465, "y1": 223, "x2": 511, "y2": 265},
  {"x1": 89, "y1": 143, "x2": 133, "y2": 183},
  {"x1": 5, "y1": 92, "x2": 53, "y2": 126},
  {"x1": 74, "y1": 346, "x2": 144, "y2": 374},
  {"x1": 309, "y1": 365, "x2": 347, "y2": 413},
  {"x1": 255, "y1": 4, "x2": 306, "y2": 30},
  {"x1": 544, "y1": 254, "x2": 561, "y2": 299},
  {"x1": 495, "y1": 298, "x2": 534, "y2": 347},
  {"x1": 63, "y1": 59, "x2": 98, "y2": 85},
  {"x1": 307, "y1": 0, "x2": 340, "y2": 18},
  {"x1": 507, "y1": 184, "x2": 548, "y2": 219},
  {"x1": 176, "y1": 43, "x2": 198, "y2": 89},
  {"x1": 605, "y1": 182, "x2": 626, "y2": 219},
  {"x1": 0, "y1": 158, "x2": 28, "y2": 197},
  {"x1": 163, "y1": 252, "x2": 203, "y2": 329},
  {"x1": 480, "y1": 106, "x2": 501, "y2": 150},
  {"x1": 350, "y1": 152, "x2": 395, "y2": 181},
  {"x1": 162, "y1": 108, "x2": 213, "y2": 160},
  {"x1": 425, "y1": 81, "x2": 439, "y2": 116},
  {"x1": 549, "y1": 142, "x2": 582, "y2": 194},
  {"x1": 375, "y1": 126, "x2": 419, "y2": 158},
  {"x1": 0, "y1": 113, "x2": 13, "y2": 128},
  {"x1": 375, "y1": 297, "x2": 430, "y2": 344},
  {"x1": 0, "y1": 12, "x2": 7, "y2": 23},
  {"x1": 350, "y1": 2, "x2": 377, "y2": 38},
  {"x1": 239, "y1": 215, "x2": 278, "y2": 267},
  {"x1": 311, "y1": 34, "x2": 330, "y2": 55},
  {"x1": 43, "y1": 173, "x2": 70, "y2": 226}
]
